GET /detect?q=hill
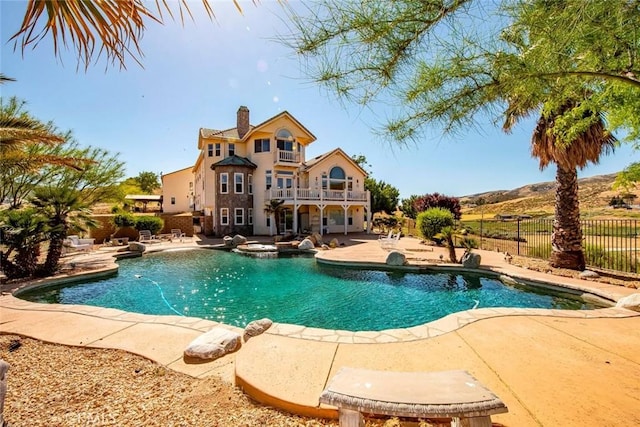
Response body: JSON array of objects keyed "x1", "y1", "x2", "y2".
[{"x1": 460, "y1": 173, "x2": 640, "y2": 219}]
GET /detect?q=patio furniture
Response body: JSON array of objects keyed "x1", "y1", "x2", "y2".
[
  {"x1": 320, "y1": 367, "x2": 508, "y2": 427},
  {"x1": 379, "y1": 231, "x2": 400, "y2": 250},
  {"x1": 171, "y1": 228, "x2": 186, "y2": 241},
  {"x1": 110, "y1": 237, "x2": 129, "y2": 246},
  {"x1": 62, "y1": 235, "x2": 95, "y2": 254},
  {"x1": 138, "y1": 230, "x2": 160, "y2": 243}
]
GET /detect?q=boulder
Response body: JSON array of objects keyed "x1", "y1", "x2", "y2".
[
  {"x1": 386, "y1": 250, "x2": 407, "y2": 266},
  {"x1": 223, "y1": 236, "x2": 233, "y2": 247},
  {"x1": 321, "y1": 244, "x2": 329, "y2": 250},
  {"x1": 329, "y1": 238, "x2": 339, "y2": 248},
  {"x1": 184, "y1": 327, "x2": 241, "y2": 360},
  {"x1": 616, "y1": 293, "x2": 640, "y2": 312},
  {"x1": 128, "y1": 242, "x2": 146, "y2": 252},
  {"x1": 298, "y1": 238, "x2": 315, "y2": 250},
  {"x1": 579, "y1": 270, "x2": 600, "y2": 279},
  {"x1": 499, "y1": 275, "x2": 519, "y2": 286},
  {"x1": 243, "y1": 318, "x2": 273, "y2": 342},
  {"x1": 312, "y1": 233, "x2": 324, "y2": 246},
  {"x1": 232, "y1": 234, "x2": 248, "y2": 247},
  {"x1": 0, "y1": 359, "x2": 8, "y2": 426},
  {"x1": 461, "y1": 252, "x2": 481, "y2": 269}
]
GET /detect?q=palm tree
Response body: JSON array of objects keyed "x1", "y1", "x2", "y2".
[
  {"x1": 10, "y1": 1, "x2": 244, "y2": 70},
  {"x1": 0, "y1": 208, "x2": 49, "y2": 279},
  {"x1": 505, "y1": 100, "x2": 616, "y2": 270},
  {"x1": 264, "y1": 199, "x2": 285, "y2": 236}
]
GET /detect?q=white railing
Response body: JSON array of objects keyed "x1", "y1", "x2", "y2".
[
  {"x1": 275, "y1": 149, "x2": 300, "y2": 163},
  {"x1": 264, "y1": 189, "x2": 369, "y2": 202}
]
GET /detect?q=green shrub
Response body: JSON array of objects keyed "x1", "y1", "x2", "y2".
[
  {"x1": 416, "y1": 208, "x2": 454, "y2": 241},
  {"x1": 112, "y1": 212, "x2": 136, "y2": 228},
  {"x1": 134, "y1": 216, "x2": 164, "y2": 235}
]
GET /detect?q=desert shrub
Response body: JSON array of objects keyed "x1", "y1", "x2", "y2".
[
  {"x1": 112, "y1": 212, "x2": 136, "y2": 228},
  {"x1": 416, "y1": 208, "x2": 454, "y2": 241},
  {"x1": 134, "y1": 216, "x2": 164, "y2": 235},
  {"x1": 460, "y1": 237, "x2": 479, "y2": 251}
]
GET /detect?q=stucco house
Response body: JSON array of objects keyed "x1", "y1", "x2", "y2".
[
  {"x1": 163, "y1": 106, "x2": 371, "y2": 237},
  {"x1": 161, "y1": 166, "x2": 194, "y2": 213}
]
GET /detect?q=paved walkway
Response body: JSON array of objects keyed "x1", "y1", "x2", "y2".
[{"x1": 1, "y1": 235, "x2": 639, "y2": 426}]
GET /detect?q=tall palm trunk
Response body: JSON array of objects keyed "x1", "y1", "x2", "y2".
[
  {"x1": 40, "y1": 232, "x2": 65, "y2": 276},
  {"x1": 550, "y1": 165, "x2": 585, "y2": 270}
]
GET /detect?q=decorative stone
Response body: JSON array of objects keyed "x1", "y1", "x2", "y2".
[
  {"x1": 298, "y1": 238, "x2": 315, "y2": 250},
  {"x1": 127, "y1": 242, "x2": 146, "y2": 252},
  {"x1": 616, "y1": 293, "x2": 640, "y2": 312},
  {"x1": 579, "y1": 270, "x2": 600, "y2": 279},
  {"x1": 321, "y1": 244, "x2": 329, "y2": 250},
  {"x1": 461, "y1": 252, "x2": 481, "y2": 269},
  {"x1": 232, "y1": 234, "x2": 248, "y2": 247},
  {"x1": 244, "y1": 318, "x2": 273, "y2": 342},
  {"x1": 184, "y1": 327, "x2": 241, "y2": 360},
  {"x1": 329, "y1": 238, "x2": 339, "y2": 248},
  {"x1": 312, "y1": 233, "x2": 324, "y2": 246},
  {"x1": 223, "y1": 236, "x2": 233, "y2": 247},
  {"x1": 386, "y1": 250, "x2": 407, "y2": 266},
  {"x1": 0, "y1": 359, "x2": 7, "y2": 426}
]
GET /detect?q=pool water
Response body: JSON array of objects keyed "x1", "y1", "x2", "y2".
[{"x1": 20, "y1": 249, "x2": 594, "y2": 331}]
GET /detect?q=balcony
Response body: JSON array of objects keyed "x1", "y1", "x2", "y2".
[
  {"x1": 274, "y1": 149, "x2": 301, "y2": 165},
  {"x1": 265, "y1": 188, "x2": 369, "y2": 203}
]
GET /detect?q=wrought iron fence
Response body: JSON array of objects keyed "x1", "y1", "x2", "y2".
[{"x1": 404, "y1": 217, "x2": 640, "y2": 274}]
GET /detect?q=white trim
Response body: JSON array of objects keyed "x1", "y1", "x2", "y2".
[
  {"x1": 220, "y1": 208, "x2": 229, "y2": 225},
  {"x1": 234, "y1": 172, "x2": 244, "y2": 194},
  {"x1": 234, "y1": 208, "x2": 244, "y2": 225},
  {"x1": 220, "y1": 173, "x2": 229, "y2": 194}
]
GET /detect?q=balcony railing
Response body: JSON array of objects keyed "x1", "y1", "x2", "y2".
[
  {"x1": 274, "y1": 149, "x2": 301, "y2": 164},
  {"x1": 265, "y1": 188, "x2": 369, "y2": 203}
]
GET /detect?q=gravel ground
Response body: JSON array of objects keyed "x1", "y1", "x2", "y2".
[{"x1": 0, "y1": 335, "x2": 449, "y2": 427}]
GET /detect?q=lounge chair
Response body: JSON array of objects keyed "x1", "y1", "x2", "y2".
[
  {"x1": 62, "y1": 235, "x2": 95, "y2": 254},
  {"x1": 171, "y1": 228, "x2": 186, "y2": 241},
  {"x1": 320, "y1": 367, "x2": 508, "y2": 427},
  {"x1": 379, "y1": 231, "x2": 401, "y2": 250},
  {"x1": 138, "y1": 230, "x2": 160, "y2": 243}
]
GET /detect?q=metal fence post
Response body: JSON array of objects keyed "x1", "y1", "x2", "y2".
[{"x1": 517, "y1": 218, "x2": 521, "y2": 255}]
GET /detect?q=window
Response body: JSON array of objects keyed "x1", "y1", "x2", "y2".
[
  {"x1": 207, "y1": 144, "x2": 213, "y2": 157},
  {"x1": 229, "y1": 143, "x2": 235, "y2": 156},
  {"x1": 348, "y1": 215, "x2": 353, "y2": 226},
  {"x1": 347, "y1": 176, "x2": 353, "y2": 191},
  {"x1": 248, "y1": 208, "x2": 253, "y2": 225},
  {"x1": 170, "y1": 197, "x2": 176, "y2": 205},
  {"x1": 266, "y1": 217, "x2": 271, "y2": 227},
  {"x1": 329, "y1": 209, "x2": 345, "y2": 225},
  {"x1": 234, "y1": 208, "x2": 244, "y2": 225},
  {"x1": 254, "y1": 138, "x2": 270, "y2": 153},
  {"x1": 321, "y1": 172, "x2": 328, "y2": 189},
  {"x1": 248, "y1": 174, "x2": 253, "y2": 194},
  {"x1": 234, "y1": 173, "x2": 244, "y2": 194},
  {"x1": 220, "y1": 173, "x2": 229, "y2": 193},
  {"x1": 329, "y1": 167, "x2": 346, "y2": 190},
  {"x1": 215, "y1": 143, "x2": 221, "y2": 156},
  {"x1": 276, "y1": 129, "x2": 294, "y2": 151},
  {"x1": 220, "y1": 208, "x2": 229, "y2": 225},
  {"x1": 266, "y1": 170, "x2": 272, "y2": 190}
]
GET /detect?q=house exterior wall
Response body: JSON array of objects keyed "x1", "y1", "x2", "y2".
[
  {"x1": 212, "y1": 165, "x2": 254, "y2": 237},
  {"x1": 161, "y1": 167, "x2": 194, "y2": 213}
]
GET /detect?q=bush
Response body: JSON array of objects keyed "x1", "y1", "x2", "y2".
[
  {"x1": 134, "y1": 216, "x2": 164, "y2": 235},
  {"x1": 416, "y1": 208, "x2": 454, "y2": 241},
  {"x1": 112, "y1": 212, "x2": 136, "y2": 228}
]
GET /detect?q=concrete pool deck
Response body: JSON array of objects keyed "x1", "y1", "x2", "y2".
[{"x1": 1, "y1": 234, "x2": 639, "y2": 426}]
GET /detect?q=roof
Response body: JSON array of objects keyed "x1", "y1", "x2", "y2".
[
  {"x1": 124, "y1": 195, "x2": 162, "y2": 201},
  {"x1": 249, "y1": 110, "x2": 316, "y2": 142},
  {"x1": 211, "y1": 155, "x2": 257, "y2": 169},
  {"x1": 200, "y1": 127, "x2": 248, "y2": 140},
  {"x1": 303, "y1": 147, "x2": 368, "y2": 176},
  {"x1": 161, "y1": 165, "x2": 194, "y2": 178}
]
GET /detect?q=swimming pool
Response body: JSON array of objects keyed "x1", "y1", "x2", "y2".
[{"x1": 19, "y1": 249, "x2": 595, "y2": 331}]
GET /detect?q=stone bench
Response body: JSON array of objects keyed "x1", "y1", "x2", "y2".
[{"x1": 320, "y1": 368, "x2": 508, "y2": 427}]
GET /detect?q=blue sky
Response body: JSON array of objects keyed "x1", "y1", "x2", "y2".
[{"x1": 1, "y1": 0, "x2": 636, "y2": 199}]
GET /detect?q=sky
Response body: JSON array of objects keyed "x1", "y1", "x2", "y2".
[{"x1": 1, "y1": 0, "x2": 637, "y2": 200}]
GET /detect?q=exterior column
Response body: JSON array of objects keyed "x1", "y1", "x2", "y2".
[
  {"x1": 342, "y1": 204, "x2": 348, "y2": 235},
  {"x1": 366, "y1": 190, "x2": 371, "y2": 234}
]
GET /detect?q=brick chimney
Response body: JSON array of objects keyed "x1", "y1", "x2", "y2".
[{"x1": 237, "y1": 106, "x2": 250, "y2": 139}]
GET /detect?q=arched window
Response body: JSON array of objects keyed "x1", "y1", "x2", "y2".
[
  {"x1": 276, "y1": 129, "x2": 295, "y2": 151},
  {"x1": 329, "y1": 167, "x2": 346, "y2": 190}
]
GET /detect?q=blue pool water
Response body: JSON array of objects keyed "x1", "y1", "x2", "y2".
[{"x1": 19, "y1": 249, "x2": 593, "y2": 331}]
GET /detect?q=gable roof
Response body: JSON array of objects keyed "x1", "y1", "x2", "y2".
[
  {"x1": 248, "y1": 110, "x2": 316, "y2": 142},
  {"x1": 200, "y1": 127, "x2": 248, "y2": 140},
  {"x1": 303, "y1": 147, "x2": 368, "y2": 176},
  {"x1": 211, "y1": 155, "x2": 257, "y2": 169}
]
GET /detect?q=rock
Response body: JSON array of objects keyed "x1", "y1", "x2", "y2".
[
  {"x1": 579, "y1": 270, "x2": 600, "y2": 279},
  {"x1": 321, "y1": 244, "x2": 329, "y2": 250},
  {"x1": 243, "y1": 318, "x2": 273, "y2": 342},
  {"x1": 184, "y1": 327, "x2": 241, "y2": 360},
  {"x1": 232, "y1": 234, "x2": 247, "y2": 247},
  {"x1": 386, "y1": 250, "x2": 407, "y2": 266},
  {"x1": 312, "y1": 233, "x2": 324, "y2": 246},
  {"x1": 461, "y1": 252, "x2": 482, "y2": 269},
  {"x1": 616, "y1": 293, "x2": 640, "y2": 312},
  {"x1": 329, "y1": 238, "x2": 339, "y2": 248},
  {"x1": 223, "y1": 236, "x2": 233, "y2": 247},
  {"x1": 307, "y1": 234, "x2": 318, "y2": 246},
  {"x1": 298, "y1": 238, "x2": 315, "y2": 250},
  {"x1": 128, "y1": 242, "x2": 146, "y2": 252}
]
